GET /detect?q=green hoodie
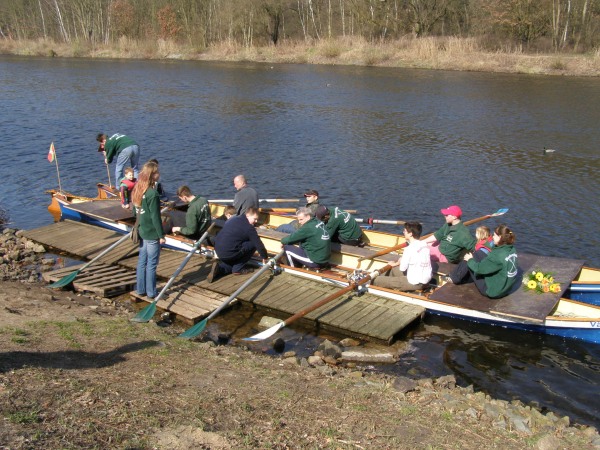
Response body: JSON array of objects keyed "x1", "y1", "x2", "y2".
[
  {"x1": 325, "y1": 207, "x2": 362, "y2": 241},
  {"x1": 281, "y1": 217, "x2": 331, "y2": 264},
  {"x1": 104, "y1": 134, "x2": 137, "y2": 163},
  {"x1": 135, "y1": 188, "x2": 164, "y2": 241},
  {"x1": 467, "y1": 244, "x2": 518, "y2": 298},
  {"x1": 433, "y1": 221, "x2": 476, "y2": 263},
  {"x1": 179, "y1": 196, "x2": 211, "y2": 240}
]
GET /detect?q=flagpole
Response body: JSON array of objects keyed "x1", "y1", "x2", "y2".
[{"x1": 50, "y1": 142, "x2": 63, "y2": 193}]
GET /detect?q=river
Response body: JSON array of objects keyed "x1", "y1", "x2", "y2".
[{"x1": 1, "y1": 55, "x2": 599, "y2": 427}]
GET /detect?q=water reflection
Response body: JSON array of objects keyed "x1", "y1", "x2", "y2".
[{"x1": 2, "y1": 55, "x2": 600, "y2": 428}]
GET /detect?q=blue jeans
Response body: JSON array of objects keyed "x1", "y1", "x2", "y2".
[
  {"x1": 137, "y1": 238, "x2": 161, "y2": 298},
  {"x1": 115, "y1": 144, "x2": 140, "y2": 182}
]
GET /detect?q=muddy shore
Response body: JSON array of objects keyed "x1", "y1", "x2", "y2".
[{"x1": 1, "y1": 226, "x2": 599, "y2": 449}]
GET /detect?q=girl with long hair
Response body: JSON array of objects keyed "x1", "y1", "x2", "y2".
[{"x1": 132, "y1": 161, "x2": 165, "y2": 299}]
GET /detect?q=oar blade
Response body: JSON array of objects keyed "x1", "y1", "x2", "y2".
[
  {"x1": 178, "y1": 318, "x2": 208, "y2": 339},
  {"x1": 491, "y1": 208, "x2": 509, "y2": 216},
  {"x1": 49, "y1": 270, "x2": 80, "y2": 288},
  {"x1": 242, "y1": 321, "x2": 285, "y2": 342},
  {"x1": 130, "y1": 302, "x2": 157, "y2": 323}
]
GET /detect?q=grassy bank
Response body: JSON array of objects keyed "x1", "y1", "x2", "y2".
[{"x1": 2, "y1": 36, "x2": 600, "y2": 76}]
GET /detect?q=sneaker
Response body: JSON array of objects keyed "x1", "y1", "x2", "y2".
[
  {"x1": 207, "y1": 261, "x2": 222, "y2": 283},
  {"x1": 233, "y1": 267, "x2": 254, "y2": 275}
]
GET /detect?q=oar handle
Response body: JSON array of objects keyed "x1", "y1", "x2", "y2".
[
  {"x1": 206, "y1": 249, "x2": 285, "y2": 320},
  {"x1": 149, "y1": 223, "x2": 217, "y2": 305}
]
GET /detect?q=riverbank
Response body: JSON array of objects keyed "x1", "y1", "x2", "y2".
[
  {"x1": 2, "y1": 36, "x2": 600, "y2": 77},
  {"x1": 1, "y1": 226, "x2": 599, "y2": 449}
]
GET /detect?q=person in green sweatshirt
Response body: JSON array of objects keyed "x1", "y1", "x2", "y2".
[
  {"x1": 132, "y1": 161, "x2": 164, "y2": 299},
  {"x1": 456, "y1": 224, "x2": 519, "y2": 299},
  {"x1": 172, "y1": 185, "x2": 211, "y2": 241},
  {"x1": 423, "y1": 205, "x2": 476, "y2": 263},
  {"x1": 315, "y1": 205, "x2": 363, "y2": 246},
  {"x1": 281, "y1": 207, "x2": 331, "y2": 269},
  {"x1": 97, "y1": 133, "x2": 140, "y2": 185}
]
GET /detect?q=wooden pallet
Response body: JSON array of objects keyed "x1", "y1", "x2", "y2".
[
  {"x1": 43, "y1": 263, "x2": 137, "y2": 297},
  {"x1": 130, "y1": 281, "x2": 230, "y2": 325}
]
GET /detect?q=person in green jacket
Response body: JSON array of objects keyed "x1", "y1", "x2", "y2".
[
  {"x1": 97, "y1": 133, "x2": 140, "y2": 185},
  {"x1": 423, "y1": 205, "x2": 476, "y2": 263},
  {"x1": 315, "y1": 205, "x2": 363, "y2": 246},
  {"x1": 132, "y1": 161, "x2": 164, "y2": 299},
  {"x1": 172, "y1": 185, "x2": 211, "y2": 241},
  {"x1": 281, "y1": 207, "x2": 331, "y2": 269},
  {"x1": 457, "y1": 224, "x2": 518, "y2": 299}
]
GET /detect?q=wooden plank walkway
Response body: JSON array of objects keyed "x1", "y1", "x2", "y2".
[{"x1": 25, "y1": 221, "x2": 424, "y2": 343}]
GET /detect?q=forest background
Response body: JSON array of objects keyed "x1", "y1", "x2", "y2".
[{"x1": 2, "y1": 0, "x2": 600, "y2": 75}]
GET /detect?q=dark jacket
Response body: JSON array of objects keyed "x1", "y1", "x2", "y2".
[{"x1": 215, "y1": 215, "x2": 267, "y2": 260}]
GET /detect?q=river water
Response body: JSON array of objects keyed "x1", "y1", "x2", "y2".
[{"x1": 1, "y1": 55, "x2": 599, "y2": 427}]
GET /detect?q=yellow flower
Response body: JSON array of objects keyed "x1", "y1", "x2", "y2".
[
  {"x1": 548, "y1": 276, "x2": 554, "y2": 283},
  {"x1": 550, "y1": 283, "x2": 561, "y2": 293},
  {"x1": 535, "y1": 272, "x2": 544, "y2": 281},
  {"x1": 527, "y1": 280, "x2": 537, "y2": 290}
]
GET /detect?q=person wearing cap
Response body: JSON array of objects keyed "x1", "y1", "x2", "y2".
[
  {"x1": 275, "y1": 189, "x2": 321, "y2": 234},
  {"x1": 303, "y1": 189, "x2": 320, "y2": 215},
  {"x1": 372, "y1": 221, "x2": 432, "y2": 291},
  {"x1": 315, "y1": 205, "x2": 363, "y2": 247},
  {"x1": 281, "y1": 207, "x2": 331, "y2": 269},
  {"x1": 233, "y1": 174, "x2": 259, "y2": 215},
  {"x1": 423, "y1": 205, "x2": 476, "y2": 263}
]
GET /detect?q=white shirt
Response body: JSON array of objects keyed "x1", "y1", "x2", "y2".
[{"x1": 400, "y1": 239, "x2": 433, "y2": 285}]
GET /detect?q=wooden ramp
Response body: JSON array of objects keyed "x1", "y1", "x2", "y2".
[
  {"x1": 42, "y1": 263, "x2": 137, "y2": 297},
  {"x1": 25, "y1": 221, "x2": 424, "y2": 343},
  {"x1": 190, "y1": 269, "x2": 425, "y2": 344},
  {"x1": 429, "y1": 253, "x2": 585, "y2": 323}
]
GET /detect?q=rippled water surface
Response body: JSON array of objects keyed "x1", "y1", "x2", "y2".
[{"x1": 1, "y1": 55, "x2": 599, "y2": 427}]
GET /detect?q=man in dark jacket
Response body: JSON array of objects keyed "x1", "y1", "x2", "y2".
[
  {"x1": 207, "y1": 207, "x2": 268, "y2": 282},
  {"x1": 172, "y1": 185, "x2": 211, "y2": 240}
]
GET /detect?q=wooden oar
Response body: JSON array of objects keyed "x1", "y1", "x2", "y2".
[
  {"x1": 355, "y1": 217, "x2": 407, "y2": 226},
  {"x1": 208, "y1": 198, "x2": 301, "y2": 203},
  {"x1": 178, "y1": 249, "x2": 286, "y2": 339},
  {"x1": 131, "y1": 224, "x2": 216, "y2": 323},
  {"x1": 355, "y1": 208, "x2": 508, "y2": 266},
  {"x1": 50, "y1": 232, "x2": 132, "y2": 288},
  {"x1": 260, "y1": 207, "x2": 358, "y2": 214},
  {"x1": 243, "y1": 264, "x2": 393, "y2": 342}
]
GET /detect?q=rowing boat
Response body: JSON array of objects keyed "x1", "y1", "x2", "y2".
[
  {"x1": 272, "y1": 262, "x2": 600, "y2": 344},
  {"x1": 49, "y1": 191, "x2": 600, "y2": 342}
]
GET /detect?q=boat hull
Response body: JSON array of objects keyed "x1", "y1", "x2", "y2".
[{"x1": 278, "y1": 266, "x2": 600, "y2": 344}]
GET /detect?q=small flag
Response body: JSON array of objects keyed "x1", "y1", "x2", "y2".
[{"x1": 48, "y1": 142, "x2": 55, "y2": 163}]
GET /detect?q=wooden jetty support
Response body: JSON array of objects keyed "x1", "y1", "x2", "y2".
[{"x1": 25, "y1": 221, "x2": 425, "y2": 343}]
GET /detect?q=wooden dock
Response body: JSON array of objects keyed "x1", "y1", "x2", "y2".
[{"x1": 25, "y1": 221, "x2": 425, "y2": 343}]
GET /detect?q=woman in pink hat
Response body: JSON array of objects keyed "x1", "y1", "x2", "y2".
[{"x1": 423, "y1": 205, "x2": 476, "y2": 263}]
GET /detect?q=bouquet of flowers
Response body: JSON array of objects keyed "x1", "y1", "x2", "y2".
[{"x1": 523, "y1": 269, "x2": 561, "y2": 294}]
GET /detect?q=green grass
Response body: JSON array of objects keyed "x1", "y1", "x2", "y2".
[{"x1": 7, "y1": 408, "x2": 41, "y2": 425}]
